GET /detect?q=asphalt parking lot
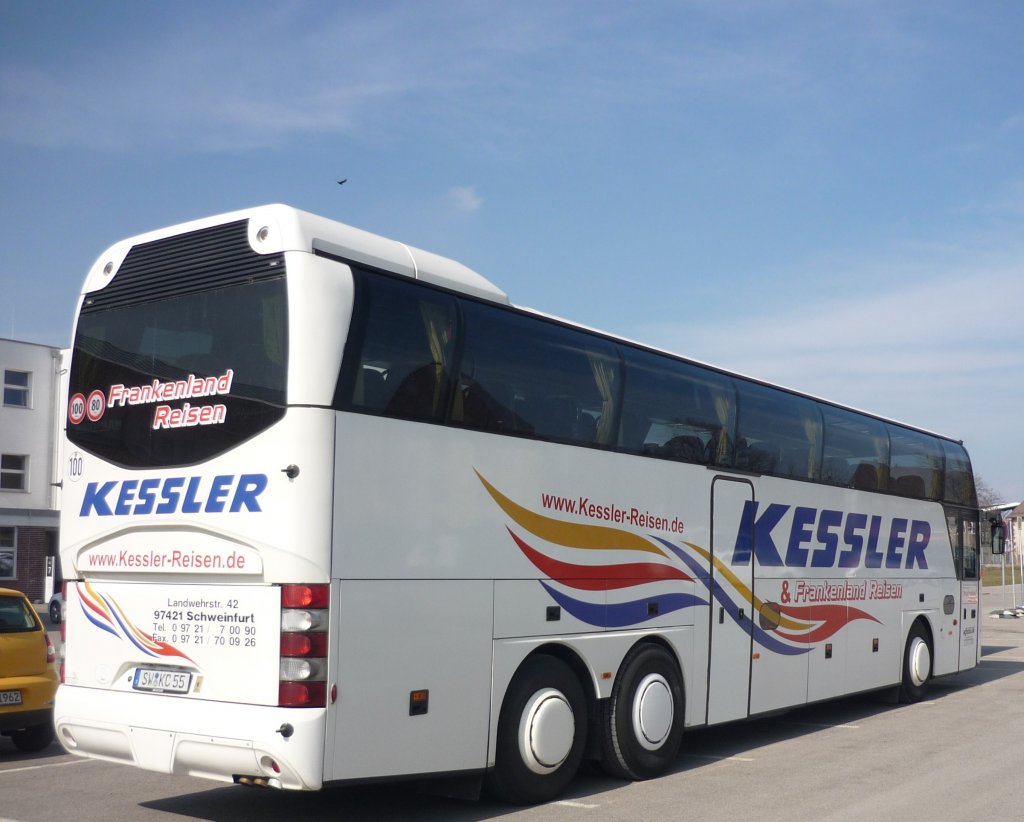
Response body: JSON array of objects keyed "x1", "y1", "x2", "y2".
[{"x1": 4, "y1": 586, "x2": 1024, "y2": 822}]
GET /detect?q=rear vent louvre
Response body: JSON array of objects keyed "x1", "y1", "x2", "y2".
[{"x1": 82, "y1": 220, "x2": 285, "y2": 313}]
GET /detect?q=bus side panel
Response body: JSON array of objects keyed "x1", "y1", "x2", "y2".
[
  {"x1": 841, "y1": 595, "x2": 900, "y2": 693},
  {"x1": 806, "y1": 596, "x2": 848, "y2": 703},
  {"x1": 327, "y1": 579, "x2": 493, "y2": 781},
  {"x1": 749, "y1": 576, "x2": 809, "y2": 715}
]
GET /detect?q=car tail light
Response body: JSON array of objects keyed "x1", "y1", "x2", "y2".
[
  {"x1": 45, "y1": 632, "x2": 56, "y2": 664},
  {"x1": 279, "y1": 584, "x2": 328, "y2": 708}
]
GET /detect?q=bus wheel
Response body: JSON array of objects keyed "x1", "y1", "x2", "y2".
[
  {"x1": 601, "y1": 644, "x2": 684, "y2": 780},
  {"x1": 900, "y1": 622, "x2": 932, "y2": 703},
  {"x1": 488, "y1": 654, "x2": 587, "y2": 805}
]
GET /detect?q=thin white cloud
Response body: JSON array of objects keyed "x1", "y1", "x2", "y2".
[
  {"x1": 447, "y1": 186, "x2": 483, "y2": 214},
  {"x1": 631, "y1": 256, "x2": 1024, "y2": 496},
  {"x1": 640, "y1": 264, "x2": 1024, "y2": 402},
  {"x1": 0, "y1": 1, "x2": 930, "y2": 155},
  {"x1": 0, "y1": 4, "x2": 570, "y2": 153}
]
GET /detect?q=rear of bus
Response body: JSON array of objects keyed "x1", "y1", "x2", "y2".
[{"x1": 54, "y1": 209, "x2": 340, "y2": 788}]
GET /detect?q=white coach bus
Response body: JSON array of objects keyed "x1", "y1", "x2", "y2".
[{"x1": 54, "y1": 205, "x2": 981, "y2": 803}]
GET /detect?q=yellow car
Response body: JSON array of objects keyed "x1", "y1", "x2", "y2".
[{"x1": 0, "y1": 588, "x2": 59, "y2": 752}]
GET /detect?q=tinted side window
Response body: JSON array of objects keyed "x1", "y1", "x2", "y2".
[
  {"x1": 620, "y1": 348, "x2": 735, "y2": 465},
  {"x1": 336, "y1": 272, "x2": 458, "y2": 423},
  {"x1": 820, "y1": 406, "x2": 889, "y2": 491},
  {"x1": 735, "y1": 382, "x2": 822, "y2": 480},
  {"x1": 889, "y1": 425, "x2": 943, "y2": 499},
  {"x1": 456, "y1": 301, "x2": 620, "y2": 446},
  {"x1": 942, "y1": 441, "x2": 977, "y2": 506}
]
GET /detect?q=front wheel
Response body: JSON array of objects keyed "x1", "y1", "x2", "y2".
[
  {"x1": 601, "y1": 644, "x2": 685, "y2": 780},
  {"x1": 900, "y1": 622, "x2": 932, "y2": 703},
  {"x1": 487, "y1": 654, "x2": 588, "y2": 805}
]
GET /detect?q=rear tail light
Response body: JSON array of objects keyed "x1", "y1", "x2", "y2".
[
  {"x1": 45, "y1": 633, "x2": 56, "y2": 664},
  {"x1": 281, "y1": 584, "x2": 329, "y2": 609},
  {"x1": 279, "y1": 584, "x2": 328, "y2": 708}
]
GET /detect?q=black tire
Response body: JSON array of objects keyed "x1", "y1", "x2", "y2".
[
  {"x1": 900, "y1": 621, "x2": 932, "y2": 703},
  {"x1": 49, "y1": 599, "x2": 61, "y2": 625},
  {"x1": 11, "y1": 721, "x2": 54, "y2": 753},
  {"x1": 487, "y1": 654, "x2": 588, "y2": 805},
  {"x1": 601, "y1": 644, "x2": 684, "y2": 780}
]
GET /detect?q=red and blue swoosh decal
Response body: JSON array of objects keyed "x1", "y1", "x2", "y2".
[
  {"x1": 478, "y1": 472, "x2": 879, "y2": 653},
  {"x1": 77, "y1": 581, "x2": 193, "y2": 663},
  {"x1": 477, "y1": 471, "x2": 707, "y2": 628}
]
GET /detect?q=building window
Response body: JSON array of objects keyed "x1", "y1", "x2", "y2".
[
  {"x1": 0, "y1": 527, "x2": 14, "y2": 579},
  {"x1": 0, "y1": 455, "x2": 27, "y2": 491},
  {"x1": 3, "y1": 370, "x2": 30, "y2": 407}
]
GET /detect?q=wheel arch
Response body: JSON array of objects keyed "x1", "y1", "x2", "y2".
[
  {"x1": 521, "y1": 643, "x2": 599, "y2": 716},
  {"x1": 904, "y1": 613, "x2": 935, "y2": 653},
  {"x1": 620, "y1": 636, "x2": 685, "y2": 679}
]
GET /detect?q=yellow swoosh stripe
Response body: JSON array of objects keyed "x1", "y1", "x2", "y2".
[
  {"x1": 476, "y1": 470, "x2": 666, "y2": 557},
  {"x1": 683, "y1": 541, "x2": 811, "y2": 632}
]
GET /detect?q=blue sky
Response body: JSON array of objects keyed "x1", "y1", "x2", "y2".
[{"x1": 3, "y1": 1, "x2": 1023, "y2": 500}]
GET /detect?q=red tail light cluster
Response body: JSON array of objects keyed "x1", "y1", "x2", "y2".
[{"x1": 278, "y1": 584, "x2": 328, "y2": 708}]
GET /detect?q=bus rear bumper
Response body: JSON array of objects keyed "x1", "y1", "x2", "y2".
[{"x1": 54, "y1": 685, "x2": 326, "y2": 790}]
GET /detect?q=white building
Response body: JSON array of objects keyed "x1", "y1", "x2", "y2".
[{"x1": 0, "y1": 337, "x2": 65, "y2": 602}]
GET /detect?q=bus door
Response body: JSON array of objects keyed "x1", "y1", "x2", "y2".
[
  {"x1": 707, "y1": 477, "x2": 754, "y2": 725},
  {"x1": 947, "y1": 508, "x2": 980, "y2": 669}
]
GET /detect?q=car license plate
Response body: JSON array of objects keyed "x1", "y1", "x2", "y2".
[
  {"x1": 132, "y1": 668, "x2": 192, "y2": 694},
  {"x1": 0, "y1": 689, "x2": 23, "y2": 705}
]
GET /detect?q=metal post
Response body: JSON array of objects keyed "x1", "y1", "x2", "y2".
[
  {"x1": 1018, "y1": 538, "x2": 1024, "y2": 614},
  {"x1": 1002, "y1": 553, "x2": 1007, "y2": 611},
  {"x1": 1007, "y1": 544, "x2": 1015, "y2": 610}
]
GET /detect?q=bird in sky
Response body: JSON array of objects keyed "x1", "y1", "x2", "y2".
[{"x1": 337, "y1": 178, "x2": 347, "y2": 185}]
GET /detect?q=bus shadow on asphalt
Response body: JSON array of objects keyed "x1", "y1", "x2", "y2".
[{"x1": 143, "y1": 780, "x2": 541, "y2": 822}]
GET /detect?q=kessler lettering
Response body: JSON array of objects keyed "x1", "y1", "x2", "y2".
[
  {"x1": 732, "y1": 501, "x2": 931, "y2": 570},
  {"x1": 79, "y1": 474, "x2": 268, "y2": 516}
]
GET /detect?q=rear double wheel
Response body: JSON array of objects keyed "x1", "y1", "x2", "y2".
[
  {"x1": 601, "y1": 644, "x2": 684, "y2": 780},
  {"x1": 488, "y1": 654, "x2": 588, "y2": 805}
]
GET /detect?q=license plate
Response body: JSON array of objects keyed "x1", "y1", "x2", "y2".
[
  {"x1": 132, "y1": 668, "x2": 192, "y2": 694},
  {"x1": 0, "y1": 689, "x2": 23, "y2": 705}
]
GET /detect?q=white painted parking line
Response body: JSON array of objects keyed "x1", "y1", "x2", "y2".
[
  {"x1": 0, "y1": 758, "x2": 93, "y2": 776},
  {"x1": 684, "y1": 753, "x2": 755, "y2": 762}
]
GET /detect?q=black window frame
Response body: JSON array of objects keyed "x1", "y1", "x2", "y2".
[{"x1": 333, "y1": 266, "x2": 979, "y2": 512}]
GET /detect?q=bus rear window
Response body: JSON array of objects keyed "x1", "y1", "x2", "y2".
[{"x1": 68, "y1": 279, "x2": 288, "y2": 468}]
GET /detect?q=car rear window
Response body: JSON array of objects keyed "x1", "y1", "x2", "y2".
[{"x1": 0, "y1": 595, "x2": 39, "y2": 633}]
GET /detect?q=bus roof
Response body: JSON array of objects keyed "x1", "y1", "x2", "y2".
[{"x1": 82, "y1": 204, "x2": 509, "y2": 307}]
